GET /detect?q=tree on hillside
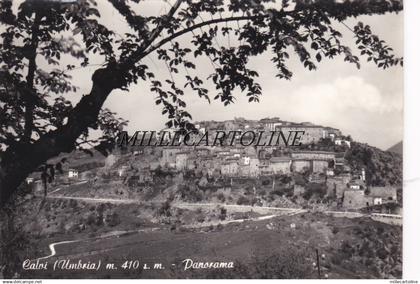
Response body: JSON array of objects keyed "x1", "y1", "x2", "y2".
[{"x1": 0, "y1": 0, "x2": 403, "y2": 206}]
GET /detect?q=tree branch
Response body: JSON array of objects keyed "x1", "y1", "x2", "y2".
[
  {"x1": 142, "y1": 0, "x2": 184, "y2": 50},
  {"x1": 128, "y1": 0, "x2": 403, "y2": 63},
  {"x1": 142, "y1": 15, "x2": 265, "y2": 60},
  {"x1": 107, "y1": 0, "x2": 146, "y2": 34},
  {"x1": 23, "y1": 11, "x2": 41, "y2": 142},
  {"x1": 0, "y1": 0, "x2": 404, "y2": 207}
]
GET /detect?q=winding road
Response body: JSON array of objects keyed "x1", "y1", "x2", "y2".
[{"x1": 32, "y1": 194, "x2": 400, "y2": 261}]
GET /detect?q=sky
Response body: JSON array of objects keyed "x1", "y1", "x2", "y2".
[{"x1": 10, "y1": 1, "x2": 403, "y2": 150}]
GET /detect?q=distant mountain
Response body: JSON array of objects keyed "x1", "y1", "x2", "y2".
[
  {"x1": 345, "y1": 142, "x2": 402, "y2": 187},
  {"x1": 387, "y1": 141, "x2": 403, "y2": 156}
]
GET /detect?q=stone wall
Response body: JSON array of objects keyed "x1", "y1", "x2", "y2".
[{"x1": 343, "y1": 190, "x2": 370, "y2": 209}]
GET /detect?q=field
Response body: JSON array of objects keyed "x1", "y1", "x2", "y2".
[{"x1": 19, "y1": 203, "x2": 402, "y2": 279}]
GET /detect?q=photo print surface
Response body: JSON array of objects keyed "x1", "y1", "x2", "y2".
[{"x1": 0, "y1": 0, "x2": 403, "y2": 279}]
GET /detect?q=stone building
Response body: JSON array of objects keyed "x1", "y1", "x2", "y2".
[
  {"x1": 368, "y1": 186, "x2": 398, "y2": 204},
  {"x1": 290, "y1": 151, "x2": 336, "y2": 174},
  {"x1": 259, "y1": 159, "x2": 272, "y2": 176},
  {"x1": 312, "y1": 160, "x2": 329, "y2": 173},
  {"x1": 221, "y1": 158, "x2": 239, "y2": 176},
  {"x1": 343, "y1": 190, "x2": 369, "y2": 209},
  {"x1": 292, "y1": 159, "x2": 311, "y2": 172},
  {"x1": 186, "y1": 157, "x2": 196, "y2": 170},
  {"x1": 326, "y1": 174, "x2": 350, "y2": 199},
  {"x1": 118, "y1": 165, "x2": 129, "y2": 177},
  {"x1": 334, "y1": 137, "x2": 351, "y2": 148},
  {"x1": 249, "y1": 157, "x2": 260, "y2": 177},
  {"x1": 293, "y1": 184, "x2": 305, "y2": 196},
  {"x1": 291, "y1": 151, "x2": 336, "y2": 161},
  {"x1": 68, "y1": 169, "x2": 79, "y2": 179},
  {"x1": 260, "y1": 117, "x2": 284, "y2": 131},
  {"x1": 160, "y1": 148, "x2": 182, "y2": 168},
  {"x1": 197, "y1": 156, "x2": 217, "y2": 176},
  {"x1": 195, "y1": 147, "x2": 211, "y2": 156}
]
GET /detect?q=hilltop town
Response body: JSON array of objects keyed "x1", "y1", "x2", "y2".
[
  {"x1": 8, "y1": 117, "x2": 403, "y2": 279},
  {"x1": 28, "y1": 117, "x2": 402, "y2": 214}
]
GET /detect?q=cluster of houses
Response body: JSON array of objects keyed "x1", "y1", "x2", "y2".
[
  {"x1": 151, "y1": 118, "x2": 395, "y2": 210},
  {"x1": 316, "y1": 167, "x2": 398, "y2": 209},
  {"x1": 157, "y1": 143, "x2": 397, "y2": 210}
]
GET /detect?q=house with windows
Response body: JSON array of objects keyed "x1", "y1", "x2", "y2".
[{"x1": 368, "y1": 186, "x2": 398, "y2": 205}]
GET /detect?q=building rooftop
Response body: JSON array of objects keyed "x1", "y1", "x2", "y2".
[
  {"x1": 293, "y1": 150, "x2": 336, "y2": 154},
  {"x1": 369, "y1": 186, "x2": 397, "y2": 198}
]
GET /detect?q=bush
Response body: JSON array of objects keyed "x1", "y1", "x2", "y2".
[
  {"x1": 178, "y1": 184, "x2": 204, "y2": 202},
  {"x1": 270, "y1": 190, "x2": 284, "y2": 197},
  {"x1": 86, "y1": 213, "x2": 97, "y2": 226},
  {"x1": 0, "y1": 213, "x2": 32, "y2": 278},
  {"x1": 340, "y1": 240, "x2": 354, "y2": 257},
  {"x1": 69, "y1": 199, "x2": 78, "y2": 208},
  {"x1": 376, "y1": 247, "x2": 388, "y2": 260},
  {"x1": 96, "y1": 203, "x2": 106, "y2": 215},
  {"x1": 105, "y1": 212, "x2": 120, "y2": 227},
  {"x1": 237, "y1": 196, "x2": 250, "y2": 205},
  {"x1": 217, "y1": 193, "x2": 226, "y2": 203},
  {"x1": 303, "y1": 183, "x2": 327, "y2": 200},
  {"x1": 172, "y1": 249, "x2": 312, "y2": 279},
  {"x1": 251, "y1": 197, "x2": 260, "y2": 206},
  {"x1": 158, "y1": 200, "x2": 172, "y2": 217}
]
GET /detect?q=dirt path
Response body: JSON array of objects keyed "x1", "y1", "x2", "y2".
[
  {"x1": 35, "y1": 194, "x2": 400, "y2": 259},
  {"x1": 40, "y1": 194, "x2": 303, "y2": 212},
  {"x1": 324, "y1": 210, "x2": 402, "y2": 225},
  {"x1": 34, "y1": 227, "x2": 159, "y2": 261}
]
